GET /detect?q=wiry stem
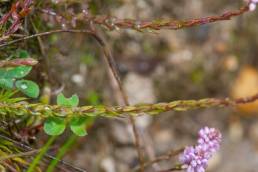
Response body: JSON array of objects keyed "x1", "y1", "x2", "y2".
[
  {"x1": 39, "y1": 4, "x2": 250, "y2": 31},
  {"x1": 0, "y1": 29, "x2": 93, "y2": 48},
  {"x1": 0, "y1": 93, "x2": 257, "y2": 118},
  {"x1": 91, "y1": 31, "x2": 145, "y2": 171},
  {"x1": 134, "y1": 148, "x2": 184, "y2": 171}
]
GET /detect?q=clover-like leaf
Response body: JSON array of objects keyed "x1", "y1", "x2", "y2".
[
  {"x1": 15, "y1": 80, "x2": 39, "y2": 98},
  {"x1": 44, "y1": 117, "x2": 66, "y2": 136},
  {"x1": 0, "y1": 78, "x2": 14, "y2": 89},
  {"x1": 57, "y1": 93, "x2": 79, "y2": 107},
  {"x1": 70, "y1": 117, "x2": 88, "y2": 136},
  {"x1": 5, "y1": 66, "x2": 32, "y2": 79}
]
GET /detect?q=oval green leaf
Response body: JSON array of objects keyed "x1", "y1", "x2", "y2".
[
  {"x1": 5, "y1": 66, "x2": 32, "y2": 79},
  {"x1": 70, "y1": 117, "x2": 87, "y2": 136},
  {"x1": 15, "y1": 80, "x2": 39, "y2": 98},
  {"x1": 57, "y1": 93, "x2": 79, "y2": 107},
  {"x1": 44, "y1": 117, "x2": 66, "y2": 136}
]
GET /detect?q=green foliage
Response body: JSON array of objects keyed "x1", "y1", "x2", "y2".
[
  {"x1": 43, "y1": 117, "x2": 66, "y2": 136},
  {"x1": 5, "y1": 66, "x2": 32, "y2": 79},
  {"x1": 15, "y1": 80, "x2": 39, "y2": 98},
  {"x1": 27, "y1": 136, "x2": 57, "y2": 172},
  {"x1": 44, "y1": 93, "x2": 88, "y2": 136},
  {"x1": 0, "y1": 78, "x2": 14, "y2": 89},
  {"x1": 0, "y1": 90, "x2": 26, "y2": 103},
  {"x1": 57, "y1": 93, "x2": 79, "y2": 107},
  {"x1": 46, "y1": 135, "x2": 78, "y2": 172},
  {"x1": 0, "y1": 51, "x2": 39, "y2": 98},
  {"x1": 70, "y1": 117, "x2": 88, "y2": 136}
]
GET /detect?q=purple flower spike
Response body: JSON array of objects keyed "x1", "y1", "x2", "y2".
[
  {"x1": 198, "y1": 127, "x2": 222, "y2": 153},
  {"x1": 179, "y1": 127, "x2": 222, "y2": 172}
]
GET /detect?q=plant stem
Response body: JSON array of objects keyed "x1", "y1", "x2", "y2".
[
  {"x1": 26, "y1": 136, "x2": 57, "y2": 172},
  {"x1": 46, "y1": 134, "x2": 78, "y2": 172}
]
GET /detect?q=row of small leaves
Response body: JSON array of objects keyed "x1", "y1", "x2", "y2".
[{"x1": 43, "y1": 93, "x2": 95, "y2": 136}]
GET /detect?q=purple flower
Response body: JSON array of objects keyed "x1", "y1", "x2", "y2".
[
  {"x1": 179, "y1": 127, "x2": 222, "y2": 172},
  {"x1": 197, "y1": 127, "x2": 222, "y2": 153}
]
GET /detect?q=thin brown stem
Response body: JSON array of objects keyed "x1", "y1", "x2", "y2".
[
  {"x1": 0, "y1": 29, "x2": 93, "y2": 48},
  {"x1": 134, "y1": 148, "x2": 184, "y2": 171},
  {"x1": 91, "y1": 30, "x2": 145, "y2": 171},
  {"x1": 39, "y1": 4, "x2": 250, "y2": 31}
]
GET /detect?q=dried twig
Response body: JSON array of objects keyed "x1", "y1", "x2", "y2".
[
  {"x1": 39, "y1": 4, "x2": 250, "y2": 31},
  {"x1": 0, "y1": 29, "x2": 93, "y2": 48},
  {"x1": 134, "y1": 148, "x2": 184, "y2": 171}
]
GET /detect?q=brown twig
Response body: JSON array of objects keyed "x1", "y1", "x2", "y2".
[
  {"x1": 0, "y1": 29, "x2": 93, "y2": 48},
  {"x1": 39, "y1": 4, "x2": 250, "y2": 31},
  {"x1": 90, "y1": 29, "x2": 145, "y2": 172},
  {"x1": 134, "y1": 148, "x2": 184, "y2": 171}
]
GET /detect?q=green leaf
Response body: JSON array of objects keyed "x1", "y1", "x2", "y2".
[
  {"x1": 15, "y1": 80, "x2": 39, "y2": 98},
  {"x1": 44, "y1": 117, "x2": 66, "y2": 136},
  {"x1": 57, "y1": 93, "x2": 79, "y2": 107},
  {"x1": 5, "y1": 66, "x2": 32, "y2": 79},
  {"x1": 0, "y1": 78, "x2": 14, "y2": 89},
  {"x1": 69, "y1": 117, "x2": 87, "y2": 136}
]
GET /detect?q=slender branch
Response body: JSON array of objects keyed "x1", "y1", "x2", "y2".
[
  {"x1": 0, "y1": 93, "x2": 258, "y2": 118},
  {"x1": 90, "y1": 30, "x2": 145, "y2": 171},
  {"x1": 39, "y1": 4, "x2": 250, "y2": 31},
  {"x1": 134, "y1": 148, "x2": 184, "y2": 171},
  {"x1": 0, "y1": 29, "x2": 93, "y2": 48},
  {"x1": 27, "y1": 136, "x2": 57, "y2": 172}
]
